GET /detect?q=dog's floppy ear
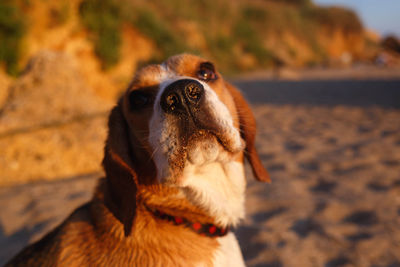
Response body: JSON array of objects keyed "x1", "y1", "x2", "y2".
[
  {"x1": 102, "y1": 102, "x2": 139, "y2": 236},
  {"x1": 225, "y1": 82, "x2": 270, "y2": 182}
]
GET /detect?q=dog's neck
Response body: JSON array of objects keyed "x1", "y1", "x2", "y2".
[
  {"x1": 179, "y1": 160, "x2": 246, "y2": 227},
  {"x1": 101, "y1": 161, "x2": 245, "y2": 237},
  {"x1": 138, "y1": 158, "x2": 246, "y2": 228},
  {"x1": 102, "y1": 141, "x2": 246, "y2": 234}
]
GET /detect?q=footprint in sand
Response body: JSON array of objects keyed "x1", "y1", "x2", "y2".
[
  {"x1": 325, "y1": 256, "x2": 351, "y2": 267},
  {"x1": 267, "y1": 163, "x2": 286, "y2": 172},
  {"x1": 366, "y1": 181, "x2": 390, "y2": 192},
  {"x1": 299, "y1": 160, "x2": 320, "y2": 171},
  {"x1": 290, "y1": 218, "x2": 325, "y2": 238},
  {"x1": 345, "y1": 231, "x2": 373, "y2": 242},
  {"x1": 252, "y1": 207, "x2": 288, "y2": 224},
  {"x1": 381, "y1": 159, "x2": 400, "y2": 167},
  {"x1": 310, "y1": 179, "x2": 337, "y2": 193},
  {"x1": 284, "y1": 140, "x2": 305, "y2": 153},
  {"x1": 342, "y1": 210, "x2": 379, "y2": 227}
]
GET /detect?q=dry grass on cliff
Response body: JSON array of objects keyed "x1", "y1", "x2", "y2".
[
  {"x1": 0, "y1": 1, "x2": 26, "y2": 76},
  {"x1": 1, "y1": 0, "x2": 366, "y2": 75}
]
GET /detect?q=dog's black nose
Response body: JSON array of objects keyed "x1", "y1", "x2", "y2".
[{"x1": 160, "y1": 79, "x2": 204, "y2": 114}]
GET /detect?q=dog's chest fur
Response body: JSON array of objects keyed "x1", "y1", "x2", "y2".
[{"x1": 55, "y1": 184, "x2": 244, "y2": 267}]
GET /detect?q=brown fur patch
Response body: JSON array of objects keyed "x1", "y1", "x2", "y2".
[{"x1": 224, "y1": 82, "x2": 270, "y2": 182}]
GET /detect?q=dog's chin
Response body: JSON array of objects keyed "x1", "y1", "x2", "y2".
[
  {"x1": 158, "y1": 130, "x2": 244, "y2": 186},
  {"x1": 186, "y1": 131, "x2": 242, "y2": 166}
]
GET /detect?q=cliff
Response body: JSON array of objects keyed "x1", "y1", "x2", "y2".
[{"x1": 0, "y1": 0, "x2": 372, "y2": 100}]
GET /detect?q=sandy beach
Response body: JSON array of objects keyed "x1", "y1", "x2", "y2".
[{"x1": 1, "y1": 78, "x2": 400, "y2": 266}]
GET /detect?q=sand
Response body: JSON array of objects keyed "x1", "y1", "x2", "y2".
[{"x1": 1, "y1": 79, "x2": 400, "y2": 266}]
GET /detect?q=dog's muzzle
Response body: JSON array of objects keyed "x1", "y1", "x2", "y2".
[{"x1": 159, "y1": 78, "x2": 241, "y2": 155}]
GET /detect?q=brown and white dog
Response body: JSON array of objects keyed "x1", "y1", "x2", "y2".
[{"x1": 6, "y1": 54, "x2": 269, "y2": 267}]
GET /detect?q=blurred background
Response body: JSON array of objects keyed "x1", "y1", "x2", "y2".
[{"x1": 0, "y1": 0, "x2": 399, "y2": 266}]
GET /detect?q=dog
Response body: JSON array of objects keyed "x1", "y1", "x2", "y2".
[{"x1": 6, "y1": 54, "x2": 269, "y2": 267}]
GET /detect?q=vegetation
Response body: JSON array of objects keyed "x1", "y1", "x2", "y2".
[
  {"x1": 302, "y1": 6, "x2": 363, "y2": 34},
  {"x1": 131, "y1": 8, "x2": 187, "y2": 61},
  {"x1": 382, "y1": 36, "x2": 400, "y2": 54},
  {"x1": 0, "y1": 0, "x2": 366, "y2": 76},
  {"x1": 76, "y1": 0, "x2": 365, "y2": 72},
  {"x1": 0, "y1": 1, "x2": 25, "y2": 76},
  {"x1": 79, "y1": 0, "x2": 122, "y2": 69},
  {"x1": 233, "y1": 19, "x2": 275, "y2": 67},
  {"x1": 49, "y1": 1, "x2": 71, "y2": 27}
]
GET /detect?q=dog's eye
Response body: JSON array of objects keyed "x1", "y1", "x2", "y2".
[
  {"x1": 129, "y1": 90, "x2": 152, "y2": 111},
  {"x1": 197, "y1": 62, "x2": 217, "y2": 81}
]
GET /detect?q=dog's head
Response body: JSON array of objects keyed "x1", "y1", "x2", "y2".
[{"x1": 103, "y1": 54, "x2": 269, "y2": 235}]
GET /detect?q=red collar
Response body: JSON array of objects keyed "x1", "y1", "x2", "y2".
[{"x1": 148, "y1": 207, "x2": 230, "y2": 237}]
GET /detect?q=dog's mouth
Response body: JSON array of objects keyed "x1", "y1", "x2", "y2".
[
  {"x1": 152, "y1": 113, "x2": 243, "y2": 183},
  {"x1": 177, "y1": 116, "x2": 244, "y2": 165},
  {"x1": 179, "y1": 113, "x2": 242, "y2": 150}
]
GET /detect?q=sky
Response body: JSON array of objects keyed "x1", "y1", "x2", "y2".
[{"x1": 314, "y1": 0, "x2": 400, "y2": 37}]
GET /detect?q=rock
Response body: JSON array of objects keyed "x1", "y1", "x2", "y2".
[
  {"x1": 0, "y1": 50, "x2": 110, "y2": 132},
  {"x1": 0, "y1": 51, "x2": 111, "y2": 185},
  {"x1": 382, "y1": 36, "x2": 400, "y2": 54}
]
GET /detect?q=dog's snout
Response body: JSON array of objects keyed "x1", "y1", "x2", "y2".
[{"x1": 161, "y1": 79, "x2": 204, "y2": 114}]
